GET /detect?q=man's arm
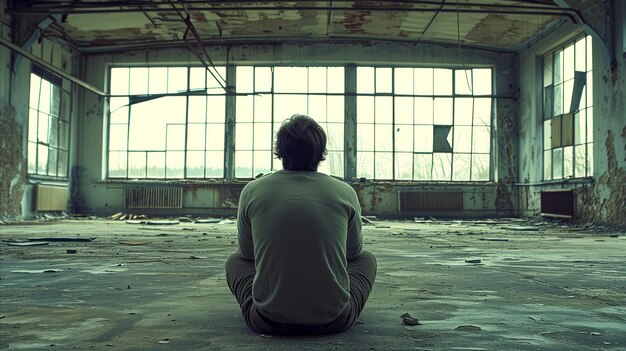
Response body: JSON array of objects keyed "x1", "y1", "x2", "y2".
[
  {"x1": 236, "y1": 187, "x2": 255, "y2": 260},
  {"x1": 346, "y1": 188, "x2": 363, "y2": 260}
]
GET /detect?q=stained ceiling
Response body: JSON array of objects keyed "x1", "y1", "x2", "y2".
[{"x1": 7, "y1": 1, "x2": 580, "y2": 53}]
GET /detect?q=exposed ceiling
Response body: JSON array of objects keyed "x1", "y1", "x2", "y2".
[{"x1": 7, "y1": 1, "x2": 579, "y2": 54}]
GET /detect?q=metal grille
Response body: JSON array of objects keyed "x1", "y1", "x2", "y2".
[
  {"x1": 398, "y1": 191, "x2": 463, "y2": 211},
  {"x1": 124, "y1": 187, "x2": 183, "y2": 209},
  {"x1": 35, "y1": 184, "x2": 68, "y2": 211}
]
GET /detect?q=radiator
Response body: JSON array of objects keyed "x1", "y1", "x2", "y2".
[
  {"x1": 35, "y1": 184, "x2": 68, "y2": 211},
  {"x1": 541, "y1": 190, "x2": 574, "y2": 218},
  {"x1": 398, "y1": 191, "x2": 463, "y2": 211},
  {"x1": 124, "y1": 186, "x2": 183, "y2": 209}
]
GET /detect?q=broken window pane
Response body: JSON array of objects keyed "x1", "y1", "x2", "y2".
[
  {"x1": 471, "y1": 154, "x2": 490, "y2": 181},
  {"x1": 186, "y1": 150, "x2": 205, "y2": 178},
  {"x1": 432, "y1": 153, "x2": 451, "y2": 180},
  {"x1": 570, "y1": 71, "x2": 586, "y2": 112},
  {"x1": 375, "y1": 152, "x2": 393, "y2": 179},
  {"x1": 395, "y1": 153, "x2": 413, "y2": 180},
  {"x1": 433, "y1": 125, "x2": 453, "y2": 153},
  {"x1": 166, "y1": 151, "x2": 184, "y2": 178}
]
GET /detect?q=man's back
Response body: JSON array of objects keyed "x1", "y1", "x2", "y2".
[{"x1": 237, "y1": 170, "x2": 363, "y2": 325}]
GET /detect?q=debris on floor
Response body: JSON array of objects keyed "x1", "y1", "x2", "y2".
[{"x1": 400, "y1": 313, "x2": 421, "y2": 325}]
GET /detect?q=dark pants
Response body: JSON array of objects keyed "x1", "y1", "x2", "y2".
[{"x1": 225, "y1": 251, "x2": 377, "y2": 335}]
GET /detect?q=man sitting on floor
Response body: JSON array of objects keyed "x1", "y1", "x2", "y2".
[{"x1": 225, "y1": 114, "x2": 377, "y2": 335}]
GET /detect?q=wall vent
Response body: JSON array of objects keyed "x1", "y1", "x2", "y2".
[
  {"x1": 35, "y1": 184, "x2": 68, "y2": 211},
  {"x1": 124, "y1": 186, "x2": 183, "y2": 209},
  {"x1": 398, "y1": 191, "x2": 463, "y2": 212},
  {"x1": 541, "y1": 190, "x2": 574, "y2": 218}
]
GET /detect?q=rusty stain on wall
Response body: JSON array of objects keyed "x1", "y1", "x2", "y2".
[{"x1": 0, "y1": 103, "x2": 26, "y2": 217}]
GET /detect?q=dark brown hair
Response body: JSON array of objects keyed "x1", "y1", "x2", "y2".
[{"x1": 274, "y1": 114, "x2": 327, "y2": 171}]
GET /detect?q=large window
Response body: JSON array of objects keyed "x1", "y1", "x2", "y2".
[
  {"x1": 235, "y1": 66, "x2": 344, "y2": 178},
  {"x1": 107, "y1": 66, "x2": 226, "y2": 178},
  {"x1": 356, "y1": 67, "x2": 492, "y2": 181},
  {"x1": 28, "y1": 66, "x2": 70, "y2": 177},
  {"x1": 543, "y1": 36, "x2": 593, "y2": 180}
]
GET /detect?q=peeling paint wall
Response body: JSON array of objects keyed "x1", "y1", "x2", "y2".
[
  {"x1": 518, "y1": 0, "x2": 626, "y2": 226},
  {"x1": 77, "y1": 41, "x2": 519, "y2": 218}
]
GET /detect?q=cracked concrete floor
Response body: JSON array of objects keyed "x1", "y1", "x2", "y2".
[{"x1": 1, "y1": 218, "x2": 625, "y2": 350}]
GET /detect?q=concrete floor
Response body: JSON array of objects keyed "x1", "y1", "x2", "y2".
[{"x1": 0, "y1": 217, "x2": 625, "y2": 351}]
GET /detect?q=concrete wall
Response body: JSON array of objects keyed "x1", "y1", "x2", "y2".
[
  {"x1": 0, "y1": 2, "x2": 77, "y2": 219},
  {"x1": 76, "y1": 42, "x2": 519, "y2": 218},
  {"x1": 517, "y1": 1, "x2": 626, "y2": 226}
]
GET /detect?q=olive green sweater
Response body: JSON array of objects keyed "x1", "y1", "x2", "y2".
[{"x1": 237, "y1": 170, "x2": 363, "y2": 325}]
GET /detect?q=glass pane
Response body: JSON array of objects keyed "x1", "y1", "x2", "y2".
[
  {"x1": 27, "y1": 142, "x2": 37, "y2": 173},
  {"x1": 255, "y1": 67, "x2": 272, "y2": 92},
  {"x1": 189, "y1": 67, "x2": 206, "y2": 91},
  {"x1": 433, "y1": 98, "x2": 453, "y2": 125},
  {"x1": 471, "y1": 154, "x2": 490, "y2": 181},
  {"x1": 395, "y1": 125, "x2": 413, "y2": 152},
  {"x1": 544, "y1": 53, "x2": 553, "y2": 88},
  {"x1": 554, "y1": 50, "x2": 563, "y2": 85},
  {"x1": 253, "y1": 150, "x2": 272, "y2": 176},
  {"x1": 543, "y1": 150, "x2": 552, "y2": 180},
  {"x1": 188, "y1": 96, "x2": 206, "y2": 123},
  {"x1": 206, "y1": 150, "x2": 224, "y2": 177},
  {"x1": 110, "y1": 100, "x2": 129, "y2": 123},
  {"x1": 454, "y1": 126, "x2": 472, "y2": 152},
  {"x1": 326, "y1": 123, "x2": 343, "y2": 151},
  {"x1": 395, "y1": 97, "x2": 413, "y2": 124},
  {"x1": 28, "y1": 109, "x2": 37, "y2": 142},
  {"x1": 357, "y1": 96, "x2": 374, "y2": 123},
  {"x1": 206, "y1": 124, "x2": 224, "y2": 151},
  {"x1": 167, "y1": 67, "x2": 188, "y2": 93},
  {"x1": 128, "y1": 152, "x2": 146, "y2": 178},
  {"x1": 129, "y1": 67, "x2": 149, "y2": 95},
  {"x1": 236, "y1": 66, "x2": 254, "y2": 93},
  {"x1": 207, "y1": 67, "x2": 226, "y2": 92},
  {"x1": 543, "y1": 120, "x2": 551, "y2": 150},
  {"x1": 414, "y1": 125, "x2": 433, "y2": 152},
  {"x1": 109, "y1": 124, "x2": 128, "y2": 150},
  {"x1": 325, "y1": 151, "x2": 344, "y2": 177},
  {"x1": 38, "y1": 112, "x2": 49, "y2": 143},
  {"x1": 563, "y1": 44, "x2": 574, "y2": 81},
  {"x1": 255, "y1": 94, "x2": 272, "y2": 122},
  {"x1": 235, "y1": 150, "x2": 253, "y2": 178},
  {"x1": 554, "y1": 84, "x2": 563, "y2": 116},
  {"x1": 586, "y1": 36, "x2": 593, "y2": 70},
  {"x1": 394, "y1": 68, "x2": 413, "y2": 95},
  {"x1": 586, "y1": 71, "x2": 593, "y2": 107},
  {"x1": 186, "y1": 150, "x2": 205, "y2": 178},
  {"x1": 308, "y1": 95, "x2": 327, "y2": 121},
  {"x1": 553, "y1": 147, "x2": 563, "y2": 179},
  {"x1": 254, "y1": 123, "x2": 272, "y2": 150},
  {"x1": 110, "y1": 67, "x2": 129, "y2": 95},
  {"x1": 563, "y1": 146, "x2": 573, "y2": 177},
  {"x1": 147, "y1": 152, "x2": 165, "y2": 178},
  {"x1": 473, "y1": 68, "x2": 492, "y2": 95},
  {"x1": 453, "y1": 153, "x2": 471, "y2": 181},
  {"x1": 375, "y1": 124, "x2": 393, "y2": 152},
  {"x1": 47, "y1": 148, "x2": 57, "y2": 176},
  {"x1": 433, "y1": 69, "x2": 452, "y2": 95},
  {"x1": 575, "y1": 37, "x2": 586, "y2": 72},
  {"x1": 574, "y1": 145, "x2": 586, "y2": 178},
  {"x1": 60, "y1": 91, "x2": 70, "y2": 120},
  {"x1": 586, "y1": 108, "x2": 593, "y2": 142},
  {"x1": 375, "y1": 96, "x2": 392, "y2": 123},
  {"x1": 395, "y1": 153, "x2": 413, "y2": 180},
  {"x1": 357, "y1": 67, "x2": 374, "y2": 94},
  {"x1": 166, "y1": 124, "x2": 185, "y2": 150},
  {"x1": 50, "y1": 85, "x2": 60, "y2": 116},
  {"x1": 166, "y1": 151, "x2": 184, "y2": 178},
  {"x1": 187, "y1": 124, "x2": 205, "y2": 150},
  {"x1": 274, "y1": 94, "x2": 306, "y2": 122},
  {"x1": 326, "y1": 96, "x2": 344, "y2": 123},
  {"x1": 455, "y1": 69, "x2": 473, "y2": 95},
  {"x1": 375, "y1": 152, "x2": 393, "y2": 179},
  {"x1": 207, "y1": 96, "x2": 225, "y2": 123},
  {"x1": 327, "y1": 67, "x2": 344, "y2": 94},
  {"x1": 563, "y1": 79, "x2": 573, "y2": 113},
  {"x1": 149, "y1": 67, "x2": 168, "y2": 94},
  {"x1": 375, "y1": 68, "x2": 392, "y2": 93},
  {"x1": 29, "y1": 74, "x2": 41, "y2": 107},
  {"x1": 414, "y1": 97, "x2": 433, "y2": 124},
  {"x1": 414, "y1": 68, "x2": 433, "y2": 95},
  {"x1": 574, "y1": 110, "x2": 585, "y2": 144},
  {"x1": 473, "y1": 126, "x2": 490, "y2": 153},
  {"x1": 356, "y1": 151, "x2": 374, "y2": 179},
  {"x1": 357, "y1": 124, "x2": 374, "y2": 151},
  {"x1": 57, "y1": 150, "x2": 68, "y2": 177},
  {"x1": 236, "y1": 123, "x2": 253, "y2": 150},
  {"x1": 108, "y1": 151, "x2": 127, "y2": 177},
  {"x1": 274, "y1": 67, "x2": 307, "y2": 93},
  {"x1": 237, "y1": 95, "x2": 254, "y2": 122},
  {"x1": 473, "y1": 98, "x2": 491, "y2": 127},
  {"x1": 413, "y1": 153, "x2": 432, "y2": 180},
  {"x1": 454, "y1": 98, "x2": 473, "y2": 125},
  {"x1": 587, "y1": 142, "x2": 593, "y2": 176},
  {"x1": 432, "y1": 153, "x2": 451, "y2": 180},
  {"x1": 308, "y1": 67, "x2": 327, "y2": 93}
]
